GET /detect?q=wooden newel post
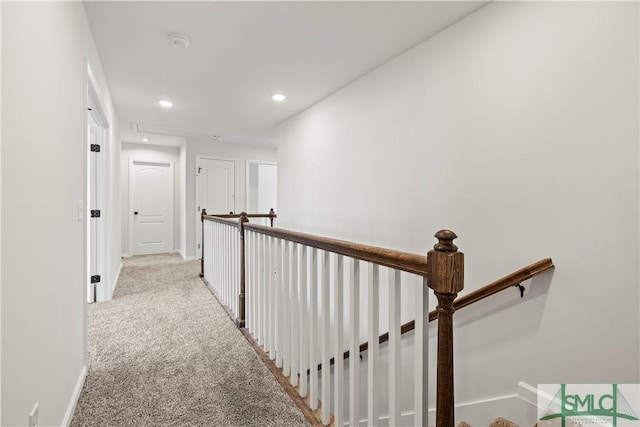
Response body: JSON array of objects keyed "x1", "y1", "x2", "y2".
[
  {"x1": 200, "y1": 209, "x2": 207, "y2": 278},
  {"x1": 268, "y1": 208, "x2": 276, "y2": 227},
  {"x1": 427, "y1": 230, "x2": 464, "y2": 427},
  {"x1": 237, "y1": 212, "x2": 249, "y2": 328}
]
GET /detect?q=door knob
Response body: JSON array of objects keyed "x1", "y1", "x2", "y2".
[{"x1": 134, "y1": 211, "x2": 138, "y2": 215}]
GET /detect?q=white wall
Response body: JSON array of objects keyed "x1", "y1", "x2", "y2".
[
  {"x1": 179, "y1": 142, "x2": 187, "y2": 257},
  {"x1": 1, "y1": 2, "x2": 120, "y2": 426},
  {"x1": 121, "y1": 142, "x2": 182, "y2": 257},
  {"x1": 185, "y1": 139, "x2": 276, "y2": 258},
  {"x1": 277, "y1": 1, "x2": 638, "y2": 421},
  {"x1": 0, "y1": 1, "x2": 3, "y2": 421}
]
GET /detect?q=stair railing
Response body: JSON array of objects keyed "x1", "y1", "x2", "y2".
[
  {"x1": 201, "y1": 210, "x2": 468, "y2": 427},
  {"x1": 200, "y1": 209, "x2": 276, "y2": 326}
]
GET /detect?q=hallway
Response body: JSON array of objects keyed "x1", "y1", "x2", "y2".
[{"x1": 70, "y1": 254, "x2": 309, "y2": 426}]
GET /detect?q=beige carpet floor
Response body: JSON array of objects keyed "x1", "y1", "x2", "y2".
[{"x1": 70, "y1": 254, "x2": 309, "y2": 427}]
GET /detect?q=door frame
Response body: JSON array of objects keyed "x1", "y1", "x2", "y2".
[
  {"x1": 128, "y1": 159, "x2": 175, "y2": 256},
  {"x1": 195, "y1": 155, "x2": 237, "y2": 258},
  {"x1": 245, "y1": 160, "x2": 277, "y2": 215},
  {"x1": 86, "y1": 64, "x2": 111, "y2": 303}
]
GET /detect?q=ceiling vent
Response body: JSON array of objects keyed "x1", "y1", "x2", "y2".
[{"x1": 169, "y1": 34, "x2": 190, "y2": 49}]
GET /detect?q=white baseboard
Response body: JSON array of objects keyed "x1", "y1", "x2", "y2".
[
  {"x1": 345, "y1": 385, "x2": 538, "y2": 426},
  {"x1": 439, "y1": 393, "x2": 537, "y2": 426},
  {"x1": 121, "y1": 253, "x2": 132, "y2": 258},
  {"x1": 61, "y1": 365, "x2": 87, "y2": 426},
  {"x1": 176, "y1": 249, "x2": 197, "y2": 261}
]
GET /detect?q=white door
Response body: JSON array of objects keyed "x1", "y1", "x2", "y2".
[
  {"x1": 87, "y1": 113, "x2": 104, "y2": 302},
  {"x1": 130, "y1": 160, "x2": 174, "y2": 255},
  {"x1": 196, "y1": 157, "x2": 235, "y2": 258}
]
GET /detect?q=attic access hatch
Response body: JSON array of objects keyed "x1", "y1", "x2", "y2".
[{"x1": 133, "y1": 122, "x2": 221, "y2": 141}]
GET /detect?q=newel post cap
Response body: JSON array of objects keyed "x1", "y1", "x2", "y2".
[
  {"x1": 239, "y1": 212, "x2": 249, "y2": 235},
  {"x1": 427, "y1": 229, "x2": 464, "y2": 294},
  {"x1": 433, "y1": 229, "x2": 458, "y2": 252}
]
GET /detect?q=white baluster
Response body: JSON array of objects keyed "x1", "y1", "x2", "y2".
[
  {"x1": 253, "y1": 231, "x2": 259, "y2": 337},
  {"x1": 234, "y1": 226, "x2": 239, "y2": 315},
  {"x1": 236, "y1": 228, "x2": 241, "y2": 316},
  {"x1": 203, "y1": 221, "x2": 208, "y2": 279},
  {"x1": 219, "y1": 223, "x2": 223, "y2": 296},
  {"x1": 228, "y1": 226, "x2": 232, "y2": 310},
  {"x1": 204, "y1": 221, "x2": 208, "y2": 279},
  {"x1": 272, "y1": 236, "x2": 278, "y2": 360},
  {"x1": 290, "y1": 242, "x2": 299, "y2": 386},
  {"x1": 221, "y1": 225, "x2": 225, "y2": 300},
  {"x1": 212, "y1": 222, "x2": 216, "y2": 290},
  {"x1": 222, "y1": 225, "x2": 227, "y2": 300},
  {"x1": 271, "y1": 236, "x2": 278, "y2": 359},
  {"x1": 264, "y1": 235, "x2": 271, "y2": 354},
  {"x1": 283, "y1": 240, "x2": 291, "y2": 376},
  {"x1": 414, "y1": 276, "x2": 428, "y2": 426},
  {"x1": 245, "y1": 230, "x2": 250, "y2": 329},
  {"x1": 334, "y1": 254, "x2": 345, "y2": 427},
  {"x1": 349, "y1": 259, "x2": 360, "y2": 427},
  {"x1": 367, "y1": 263, "x2": 379, "y2": 426},
  {"x1": 212, "y1": 221, "x2": 220, "y2": 285},
  {"x1": 253, "y1": 231, "x2": 259, "y2": 338},
  {"x1": 389, "y1": 269, "x2": 401, "y2": 426},
  {"x1": 216, "y1": 223, "x2": 220, "y2": 295},
  {"x1": 309, "y1": 247, "x2": 319, "y2": 410},
  {"x1": 226, "y1": 226, "x2": 230, "y2": 304},
  {"x1": 229, "y1": 226, "x2": 233, "y2": 306},
  {"x1": 299, "y1": 245, "x2": 308, "y2": 397},
  {"x1": 259, "y1": 233, "x2": 266, "y2": 347},
  {"x1": 275, "y1": 238, "x2": 283, "y2": 368},
  {"x1": 231, "y1": 227, "x2": 236, "y2": 313},
  {"x1": 321, "y1": 251, "x2": 331, "y2": 425},
  {"x1": 247, "y1": 230, "x2": 253, "y2": 333}
]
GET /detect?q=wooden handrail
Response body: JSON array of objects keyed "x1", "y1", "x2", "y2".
[
  {"x1": 204, "y1": 209, "x2": 277, "y2": 227},
  {"x1": 243, "y1": 223, "x2": 429, "y2": 276},
  {"x1": 429, "y1": 257, "x2": 553, "y2": 321},
  {"x1": 320, "y1": 257, "x2": 554, "y2": 370},
  {"x1": 203, "y1": 215, "x2": 243, "y2": 228},
  {"x1": 206, "y1": 213, "x2": 277, "y2": 219}
]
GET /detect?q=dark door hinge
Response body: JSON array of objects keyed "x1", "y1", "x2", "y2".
[
  {"x1": 91, "y1": 210, "x2": 101, "y2": 218},
  {"x1": 90, "y1": 144, "x2": 101, "y2": 152},
  {"x1": 91, "y1": 275, "x2": 101, "y2": 283}
]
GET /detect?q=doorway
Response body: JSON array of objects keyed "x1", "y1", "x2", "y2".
[
  {"x1": 195, "y1": 157, "x2": 236, "y2": 258},
  {"x1": 129, "y1": 160, "x2": 174, "y2": 255},
  {"x1": 247, "y1": 161, "x2": 277, "y2": 215},
  {"x1": 87, "y1": 67, "x2": 110, "y2": 303}
]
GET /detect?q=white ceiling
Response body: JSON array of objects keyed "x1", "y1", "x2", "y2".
[{"x1": 84, "y1": 1, "x2": 488, "y2": 147}]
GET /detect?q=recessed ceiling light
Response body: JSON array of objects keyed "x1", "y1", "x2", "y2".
[
  {"x1": 141, "y1": 138, "x2": 149, "y2": 142},
  {"x1": 158, "y1": 100, "x2": 173, "y2": 108},
  {"x1": 272, "y1": 93, "x2": 286, "y2": 102}
]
